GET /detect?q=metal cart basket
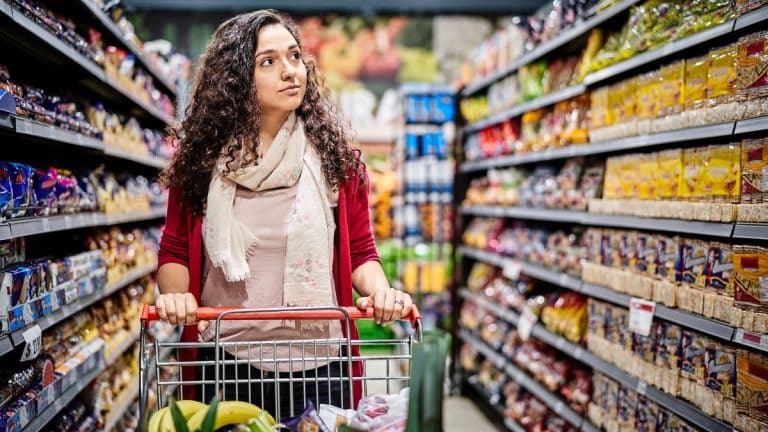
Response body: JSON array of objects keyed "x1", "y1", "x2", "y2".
[{"x1": 138, "y1": 305, "x2": 422, "y2": 429}]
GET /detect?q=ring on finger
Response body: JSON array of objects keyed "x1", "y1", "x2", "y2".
[{"x1": 394, "y1": 299, "x2": 405, "y2": 306}]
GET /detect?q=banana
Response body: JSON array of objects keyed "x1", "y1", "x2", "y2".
[
  {"x1": 186, "y1": 401, "x2": 276, "y2": 431},
  {"x1": 159, "y1": 400, "x2": 209, "y2": 432},
  {"x1": 147, "y1": 407, "x2": 168, "y2": 432}
]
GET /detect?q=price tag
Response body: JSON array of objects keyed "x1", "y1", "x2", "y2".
[
  {"x1": 50, "y1": 292, "x2": 60, "y2": 311},
  {"x1": 737, "y1": 330, "x2": 768, "y2": 350},
  {"x1": 20, "y1": 324, "x2": 42, "y2": 361},
  {"x1": 503, "y1": 260, "x2": 522, "y2": 280},
  {"x1": 629, "y1": 298, "x2": 656, "y2": 337},
  {"x1": 517, "y1": 307, "x2": 538, "y2": 341},
  {"x1": 636, "y1": 380, "x2": 648, "y2": 396}
]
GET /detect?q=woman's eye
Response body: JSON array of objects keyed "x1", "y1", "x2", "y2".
[
  {"x1": 261, "y1": 58, "x2": 273, "y2": 66},
  {"x1": 291, "y1": 52, "x2": 301, "y2": 60}
]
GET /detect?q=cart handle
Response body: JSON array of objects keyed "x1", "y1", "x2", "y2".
[{"x1": 141, "y1": 305, "x2": 422, "y2": 327}]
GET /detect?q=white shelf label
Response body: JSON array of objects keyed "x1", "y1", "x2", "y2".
[
  {"x1": 21, "y1": 324, "x2": 42, "y2": 361},
  {"x1": 636, "y1": 380, "x2": 648, "y2": 396},
  {"x1": 629, "y1": 298, "x2": 656, "y2": 337},
  {"x1": 517, "y1": 307, "x2": 538, "y2": 341},
  {"x1": 503, "y1": 260, "x2": 522, "y2": 280}
]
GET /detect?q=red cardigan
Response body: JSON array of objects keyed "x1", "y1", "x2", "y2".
[{"x1": 158, "y1": 165, "x2": 379, "y2": 405}]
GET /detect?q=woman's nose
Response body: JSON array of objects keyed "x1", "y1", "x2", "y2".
[{"x1": 281, "y1": 62, "x2": 297, "y2": 81}]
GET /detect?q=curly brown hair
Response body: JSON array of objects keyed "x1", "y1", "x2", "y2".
[{"x1": 160, "y1": 10, "x2": 362, "y2": 215}]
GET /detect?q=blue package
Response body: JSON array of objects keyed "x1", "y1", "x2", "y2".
[
  {"x1": 405, "y1": 133, "x2": 419, "y2": 160},
  {"x1": 435, "y1": 132, "x2": 447, "y2": 159},
  {"x1": 416, "y1": 95, "x2": 430, "y2": 122},
  {"x1": 0, "y1": 164, "x2": 11, "y2": 220},
  {"x1": 431, "y1": 93, "x2": 455, "y2": 123},
  {"x1": 76, "y1": 176, "x2": 97, "y2": 212},
  {"x1": 32, "y1": 167, "x2": 58, "y2": 217},
  {"x1": 7, "y1": 163, "x2": 32, "y2": 219}
]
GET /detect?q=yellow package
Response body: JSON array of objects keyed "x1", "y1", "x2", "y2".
[
  {"x1": 682, "y1": 147, "x2": 706, "y2": 200},
  {"x1": 706, "y1": 143, "x2": 741, "y2": 202},
  {"x1": 685, "y1": 55, "x2": 709, "y2": 110},
  {"x1": 637, "y1": 153, "x2": 659, "y2": 200},
  {"x1": 659, "y1": 60, "x2": 686, "y2": 115},
  {"x1": 637, "y1": 71, "x2": 661, "y2": 120},
  {"x1": 622, "y1": 77, "x2": 638, "y2": 123},
  {"x1": 608, "y1": 82, "x2": 625, "y2": 125},
  {"x1": 603, "y1": 156, "x2": 621, "y2": 199},
  {"x1": 658, "y1": 148, "x2": 683, "y2": 199},
  {"x1": 589, "y1": 86, "x2": 609, "y2": 129},
  {"x1": 741, "y1": 137, "x2": 768, "y2": 203},
  {"x1": 620, "y1": 154, "x2": 639, "y2": 199},
  {"x1": 708, "y1": 44, "x2": 738, "y2": 105}
]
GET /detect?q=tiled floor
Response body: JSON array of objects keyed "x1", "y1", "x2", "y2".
[{"x1": 445, "y1": 397, "x2": 498, "y2": 431}]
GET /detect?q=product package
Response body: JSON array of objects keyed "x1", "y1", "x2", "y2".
[
  {"x1": 734, "y1": 246, "x2": 768, "y2": 312},
  {"x1": 736, "y1": 31, "x2": 768, "y2": 119},
  {"x1": 737, "y1": 349, "x2": 768, "y2": 424},
  {"x1": 741, "y1": 138, "x2": 768, "y2": 204},
  {"x1": 704, "y1": 343, "x2": 736, "y2": 399}
]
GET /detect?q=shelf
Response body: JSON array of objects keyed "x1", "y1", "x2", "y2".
[
  {"x1": 733, "y1": 329, "x2": 768, "y2": 354},
  {"x1": 465, "y1": 84, "x2": 586, "y2": 134},
  {"x1": 0, "y1": 4, "x2": 175, "y2": 126},
  {"x1": 460, "y1": 121, "x2": 740, "y2": 172},
  {"x1": 734, "y1": 4, "x2": 768, "y2": 30},
  {"x1": 462, "y1": 206, "x2": 584, "y2": 224},
  {"x1": 461, "y1": 0, "x2": 638, "y2": 96},
  {"x1": 465, "y1": 380, "x2": 525, "y2": 432},
  {"x1": 100, "y1": 379, "x2": 140, "y2": 432},
  {"x1": 22, "y1": 356, "x2": 104, "y2": 432},
  {"x1": 459, "y1": 247, "x2": 738, "y2": 342},
  {"x1": 105, "y1": 328, "x2": 140, "y2": 365},
  {"x1": 104, "y1": 146, "x2": 168, "y2": 169},
  {"x1": 459, "y1": 330, "x2": 588, "y2": 429},
  {"x1": 13, "y1": 117, "x2": 104, "y2": 151},
  {"x1": 583, "y1": 19, "x2": 735, "y2": 85},
  {"x1": 460, "y1": 289, "x2": 732, "y2": 432},
  {"x1": 732, "y1": 224, "x2": 768, "y2": 241},
  {"x1": 734, "y1": 115, "x2": 768, "y2": 135},
  {"x1": 78, "y1": 0, "x2": 178, "y2": 95},
  {"x1": 0, "y1": 262, "x2": 157, "y2": 357}
]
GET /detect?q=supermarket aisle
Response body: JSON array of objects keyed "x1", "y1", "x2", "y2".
[{"x1": 445, "y1": 397, "x2": 497, "y2": 432}]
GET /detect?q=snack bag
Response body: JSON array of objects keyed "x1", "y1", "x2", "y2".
[
  {"x1": 685, "y1": 55, "x2": 709, "y2": 111},
  {"x1": 636, "y1": 153, "x2": 658, "y2": 200},
  {"x1": 681, "y1": 330, "x2": 708, "y2": 383},
  {"x1": 736, "y1": 31, "x2": 768, "y2": 118},
  {"x1": 636, "y1": 71, "x2": 660, "y2": 120},
  {"x1": 283, "y1": 402, "x2": 331, "y2": 432},
  {"x1": 659, "y1": 60, "x2": 686, "y2": 116},
  {"x1": 7, "y1": 163, "x2": 32, "y2": 218},
  {"x1": 707, "y1": 43, "x2": 739, "y2": 123},
  {"x1": 656, "y1": 149, "x2": 683, "y2": 200},
  {"x1": 706, "y1": 143, "x2": 741, "y2": 202},
  {"x1": 704, "y1": 342, "x2": 736, "y2": 398},
  {"x1": 681, "y1": 147, "x2": 706, "y2": 201},
  {"x1": 706, "y1": 242, "x2": 734, "y2": 296},
  {"x1": 656, "y1": 236, "x2": 680, "y2": 283},
  {"x1": 680, "y1": 238, "x2": 709, "y2": 289},
  {"x1": 737, "y1": 349, "x2": 768, "y2": 423},
  {"x1": 741, "y1": 137, "x2": 768, "y2": 203},
  {"x1": 0, "y1": 164, "x2": 11, "y2": 220}
]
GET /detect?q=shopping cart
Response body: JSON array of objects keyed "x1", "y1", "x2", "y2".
[{"x1": 138, "y1": 305, "x2": 422, "y2": 430}]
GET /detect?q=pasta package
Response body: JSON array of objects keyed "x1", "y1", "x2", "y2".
[
  {"x1": 706, "y1": 143, "x2": 741, "y2": 202},
  {"x1": 737, "y1": 349, "x2": 768, "y2": 423},
  {"x1": 681, "y1": 330, "x2": 708, "y2": 384},
  {"x1": 656, "y1": 235, "x2": 680, "y2": 283},
  {"x1": 655, "y1": 322, "x2": 683, "y2": 371},
  {"x1": 706, "y1": 242, "x2": 734, "y2": 296},
  {"x1": 705, "y1": 342, "x2": 736, "y2": 399},
  {"x1": 680, "y1": 238, "x2": 709, "y2": 289},
  {"x1": 707, "y1": 44, "x2": 738, "y2": 106},
  {"x1": 657, "y1": 149, "x2": 683, "y2": 200},
  {"x1": 734, "y1": 246, "x2": 768, "y2": 312},
  {"x1": 741, "y1": 138, "x2": 768, "y2": 204},
  {"x1": 736, "y1": 31, "x2": 768, "y2": 118}
]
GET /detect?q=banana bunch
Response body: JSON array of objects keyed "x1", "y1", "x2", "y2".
[{"x1": 147, "y1": 398, "x2": 277, "y2": 432}]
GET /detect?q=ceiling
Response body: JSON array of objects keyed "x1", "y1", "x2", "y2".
[{"x1": 122, "y1": 0, "x2": 548, "y2": 15}]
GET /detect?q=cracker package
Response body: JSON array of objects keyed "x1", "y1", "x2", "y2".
[
  {"x1": 737, "y1": 349, "x2": 768, "y2": 423},
  {"x1": 616, "y1": 385, "x2": 638, "y2": 428},
  {"x1": 636, "y1": 153, "x2": 658, "y2": 200},
  {"x1": 637, "y1": 71, "x2": 661, "y2": 121},
  {"x1": 681, "y1": 330, "x2": 708, "y2": 383},
  {"x1": 736, "y1": 31, "x2": 768, "y2": 118},
  {"x1": 659, "y1": 60, "x2": 686, "y2": 116},
  {"x1": 680, "y1": 238, "x2": 710, "y2": 289},
  {"x1": 706, "y1": 242, "x2": 734, "y2": 296},
  {"x1": 707, "y1": 43, "x2": 738, "y2": 106},
  {"x1": 704, "y1": 342, "x2": 736, "y2": 399},
  {"x1": 685, "y1": 55, "x2": 709, "y2": 111},
  {"x1": 634, "y1": 396, "x2": 659, "y2": 432},
  {"x1": 588, "y1": 299, "x2": 606, "y2": 339},
  {"x1": 589, "y1": 86, "x2": 610, "y2": 130},
  {"x1": 741, "y1": 138, "x2": 768, "y2": 204},
  {"x1": 656, "y1": 235, "x2": 680, "y2": 283},
  {"x1": 617, "y1": 231, "x2": 635, "y2": 269},
  {"x1": 615, "y1": 306, "x2": 632, "y2": 352},
  {"x1": 619, "y1": 154, "x2": 638, "y2": 199},
  {"x1": 634, "y1": 232, "x2": 655, "y2": 274},
  {"x1": 633, "y1": 325, "x2": 657, "y2": 364},
  {"x1": 734, "y1": 245, "x2": 768, "y2": 312},
  {"x1": 655, "y1": 322, "x2": 683, "y2": 371},
  {"x1": 604, "y1": 303, "x2": 620, "y2": 345},
  {"x1": 657, "y1": 148, "x2": 683, "y2": 200},
  {"x1": 600, "y1": 230, "x2": 615, "y2": 267},
  {"x1": 585, "y1": 228, "x2": 603, "y2": 263},
  {"x1": 706, "y1": 143, "x2": 741, "y2": 202}
]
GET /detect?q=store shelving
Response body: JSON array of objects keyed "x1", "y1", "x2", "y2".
[
  {"x1": 0, "y1": 262, "x2": 157, "y2": 357},
  {"x1": 459, "y1": 329, "x2": 590, "y2": 430},
  {"x1": 103, "y1": 146, "x2": 168, "y2": 169},
  {"x1": 77, "y1": 0, "x2": 178, "y2": 95},
  {"x1": 0, "y1": 2, "x2": 175, "y2": 126},
  {"x1": 732, "y1": 224, "x2": 768, "y2": 241},
  {"x1": 460, "y1": 205, "x2": 740, "y2": 239},
  {"x1": 0, "y1": 206, "x2": 166, "y2": 241},
  {"x1": 459, "y1": 246, "x2": 749, "y2": 346},
  {"x1": 460, "y1": 288, "x2": 733, "y2": 432},
  {"x1": 466, "y1": 380, "x2": 525, "y2": 432},
  {"x1": 460, "y1": 119, "x2": 747, "y2": 172},
  {"x1": 100, "y1": 380, "x2": 140, "y2": 432},
  {"x1": 22, "y1": 358, "x2": 104, "y2": 432},
  {"x1": 465, "y1": 84, "x2": 586, "y2": 134},
  {"x1": 461, "y1": 0, "x2": 638, "y2": 96}
]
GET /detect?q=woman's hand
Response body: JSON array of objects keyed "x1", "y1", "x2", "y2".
[
  {"x1": 356, "y1": 288, "x2": 414, "y2": 325},
  {"x1": 156, "y1": 292, "x2": 199, "y2": 326}
]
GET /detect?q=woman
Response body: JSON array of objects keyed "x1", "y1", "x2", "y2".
[{"x1": 155, "y1": 10, "x2": 413, "y2": 417}]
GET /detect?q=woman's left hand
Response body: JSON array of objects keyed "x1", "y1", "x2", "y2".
[{"x1": 356, "y1": 288, "x2": 414, "y2": 325}]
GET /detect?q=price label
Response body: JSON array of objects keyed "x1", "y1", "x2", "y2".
[
  {"x1": 517, "y1": 307, "x2": 538, "y2": 341},
  {"x1": 636, "y1": 380, "x2": 648, "y2": 396},
  {"x1": 503, "y1": 260, "x2": 522, "y2": 280},
  {"x1": 629, "y1": 298, "x2": 656, "y2": 337},
  {"x1": 20, "y1": 324, "x2": 42, "y2": 361},
  {"x1": 50, "y1": 292, "x2": 60, "y2": 311}
]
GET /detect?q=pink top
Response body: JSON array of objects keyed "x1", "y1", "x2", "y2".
[{"x1": 200, "y1": 184, "x2": 342, "y2": 372}]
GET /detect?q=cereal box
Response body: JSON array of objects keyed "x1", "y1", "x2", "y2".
[
  {"x1": 680, "y1": 238, "x2": 710, "y2": 289},
  {"x1": 656, "y1": 236, "x2": 681, "y2": 282}
]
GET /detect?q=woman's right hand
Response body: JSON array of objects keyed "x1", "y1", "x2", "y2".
[{"x1": 155, "y1": 292, "x2": 199, "y2": 326}]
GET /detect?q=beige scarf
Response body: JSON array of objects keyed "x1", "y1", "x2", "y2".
[{"x1": 203, "y1": 113, "x2": 336, "y2": 311}]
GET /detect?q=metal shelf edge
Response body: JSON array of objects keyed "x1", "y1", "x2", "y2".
[
  {"x1": 14, "y1": 117, "x2": 104, "y2": 151},
  {"x1": 734, "y1": 5, "x2": 768, "y2": 31},
  {"x1": 734, "y1": 115, "x2": 768, "y2": 135},
  {"x1": 103, "y1": 147, "x2": 168, "y2": 169},
  {"x1": 732, "y1": 224, "x2": 768, "y2": 241}
]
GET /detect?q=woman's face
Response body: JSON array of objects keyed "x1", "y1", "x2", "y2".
[{"x1": 253, "y1": 24, "x2": 307, "y2": 115}]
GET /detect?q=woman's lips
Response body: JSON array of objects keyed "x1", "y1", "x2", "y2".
[{"x1": 280, "y1": 86, "x2": 301, "y2": 96}]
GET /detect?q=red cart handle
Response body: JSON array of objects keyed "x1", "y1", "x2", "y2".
[{"x1": 141, "y1": 305, "x2": 422, "y2": 327}]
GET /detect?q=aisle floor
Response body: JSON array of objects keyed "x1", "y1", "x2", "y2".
[{"x1": 445, "y1": 397, "x2": 498, "y2": 431}]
